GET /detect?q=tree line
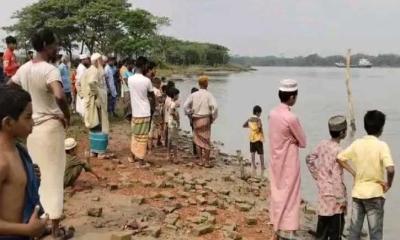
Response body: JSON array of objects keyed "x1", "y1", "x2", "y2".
[
  {"x1": 231, "y1": 53, "x2": 400, "y2": 67},
  {"x1": 4, "y1": 0, "x2": 230, "y2": 66}
]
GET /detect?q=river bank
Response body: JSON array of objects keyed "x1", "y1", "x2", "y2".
[
  {"x1": 157, "y1": 64, "x2": 255, "y2": 79},
  {"x1": 58, "y1": 114, "x2": 316, "y2": 240}
]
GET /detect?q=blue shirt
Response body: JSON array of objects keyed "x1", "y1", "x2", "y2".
[
  {"x1": 105, "y1": 64, "x2": 117, "y2": 97},
  {"x1": 58, "y1": 63, "x2": 71, "y2": 93}
]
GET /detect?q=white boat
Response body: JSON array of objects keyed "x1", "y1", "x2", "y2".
[{"x1": 335, "y1": 58, "x2": 372, "y2": 68}]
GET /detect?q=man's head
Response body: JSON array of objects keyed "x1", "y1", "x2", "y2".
[
  {"x1": 31, "y1": 28, "x2": 58, "y2": 62},
  {"x1": 153, "y1": 77, "x2": 162, "y2": 89},
  {"x1": 328, "y1": 115, "x2": 347, "y2": 140},
  {"x1": 135, "y1": 56, "x2": 148, "y2": 73},
  {"x1": 145, "y1": 61, "x2": 157, "y2": 80},
  {"x1": 0, "y1": 86, "x2": 33, "y2": 138},
  {"x1": 167, "y1": 87, "x2": 180, "y2": 101},
  {"x1": 364, "y1": 110, "x2": 386, "y2": 137},
  {"x1": 80, "y1": 54, "x2": 90, "y2": 66},
  {"x1": 65, "y1": 138, "x2": 77, "y2": 155},
  {"x1": 253, "y1": 105, "x2": 262, "y2": 117},
  {"x1": 61, "y1": 55, "x2": 69, "y2": 64},
  {"x1": 278, "y1": 79, "x2": 298, "y2": 106},
  {"x1": 127, "y1": 59, "x2": 135, "y2": 71},
  {"x1": 108, "y1": 57, "x2": 116, "y2": 66},
  {"x1": 101, "y1": 56, "x2": 108, "y2": 67},
  {"x1": 28, "y1": 50, "x2": 34, "y2": 60},
  {"x1": 198, "y1": 75, "x2": 209, "y2": 89},
  {"x1": 90, "y1": 53, "x2": 103, "y2": 68},
  {"x1": 5, "y1": 36, "x2": 17, "y2": 50},
  {"x1": 191, "y1": 87, "x2": 199, "y2": 94}
]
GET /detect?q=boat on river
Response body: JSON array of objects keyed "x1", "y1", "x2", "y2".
[{"x1": 335, "y1": 58, "x2": 372, "y2": 68}]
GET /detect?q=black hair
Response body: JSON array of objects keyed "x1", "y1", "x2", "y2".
[
  {"x1": 278, "y1": 90, "x2": 298, "y2": 103},
  {"x1": 364, "y1": 110, "x2": 386, "y2": 135},
  {"x1": 167, "y1": 87, "x2": 180, "y2": 98},
  {"x1": 31, "y1": 28, "x2": 56, "y2": 52},
  {"x1": 329, "y1": 130, "x2": 342, "y2": 138},
  {"x1": 191, "y1": 87, "x2": 199, "y2": 94},
  {"x1": 253, "y1": 105, "x2": 262, "y2": 115},
  {"x1": 161, "y1": 85, "x2": 168, "y2": 93},
  {"x1": 5, "y1": 36, "x2": 17, "y2": 45},
  {"x1": 0, "y1": 86, "x2": 31, "y2": 129},
  {"x1": 135, "y1": 56, "x2": 148, "y2": 70},
  {"x1": 28, "y1": 50, "x2": 34, "y2": 54},
  {"x1": 146, "y1": 61, "x2": 156, "y2": 70},
  {"x1": 167, "y1": 81, "x2": 175, "y2": 88},
  {"x1": 0, "y1": 52, "x2": 3, "y2": 57}
]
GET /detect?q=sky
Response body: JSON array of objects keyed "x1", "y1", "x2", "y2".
[{"x1": 1, "y1": 0, "x2": 400, "y2": 57}]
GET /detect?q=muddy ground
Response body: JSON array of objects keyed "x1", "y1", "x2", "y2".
[{"x1": 58, "y1": 115, "x2": 316, "y2": 240}]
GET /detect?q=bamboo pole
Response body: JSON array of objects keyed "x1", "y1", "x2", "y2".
[{"x1": 345, "y1": 49, "x2": 356, "y2": 136}]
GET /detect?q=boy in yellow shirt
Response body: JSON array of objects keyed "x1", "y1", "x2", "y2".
[
  {"x1": 338, "y1": 110, "x2": 395, "y2": 240},
  {"x1": 243, "y1": 105, "x2": 265, "y2": 177}
]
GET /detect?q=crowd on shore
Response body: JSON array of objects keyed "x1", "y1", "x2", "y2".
[{"x1": 0, "y1": 28, "x2": 396, "y2": 240}]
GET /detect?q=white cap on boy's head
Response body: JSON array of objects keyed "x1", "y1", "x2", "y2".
[
  {"x1": 65, "y1": 138, "x2": 77, "y2": 151},
  {"x1": 79, "y1": 54, "x2": 89, "y2": 60},
  {"x1": 279, "y1": 79, "x2": 298, "y2": 92}
]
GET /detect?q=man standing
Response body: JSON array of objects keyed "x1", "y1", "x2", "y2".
[
  {"x1": 268, "y1": 79, "x2": 306, "y2": 240},
  {"x1": 183, "y1": 75, "x2": 218, "y2": 168},
  {"x1": 9, "y1": 28, "x2": 70, "y2": 239},
  {"x1": 104, "y1": 57, "x2": 118, "y2": 116},
  {"x1": 80, "y1": 53, "x2": 109, "y2": 137},
  {"x1": 75, "y1": 54, "x2": 90, "y2": 117},
  {"x1": 3, "y1": 36, "x2": 19, "y2": 81},
  {"x1": 58, "y1": 55, "x2": 72, "y2": 106},
  {"x1": 128, "y1": 56, "x2": 154, "y2": 164}
]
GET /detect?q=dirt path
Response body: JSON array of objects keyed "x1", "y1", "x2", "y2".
[{"x1": 61, "y1": 117, "x2": 315, "y2": 240}]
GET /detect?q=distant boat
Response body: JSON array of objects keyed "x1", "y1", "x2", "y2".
[{"x1": 335, "y1": 58, "x2": 372, "y2": 68}]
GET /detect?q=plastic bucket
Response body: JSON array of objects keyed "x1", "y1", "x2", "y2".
[{"x1": 89, "y1": 132, "x2": 108, "y2": 154}]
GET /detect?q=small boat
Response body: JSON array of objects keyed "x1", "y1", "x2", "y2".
[{"x1": 335, "y1": 58, "x2": 372, "y2": 68}]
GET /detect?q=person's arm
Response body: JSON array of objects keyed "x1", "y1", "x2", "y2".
[
  {"x1": 380, "y1": 143, "x2": 395, "y2": 192},
  {"x1": 209, "y1": 94, "x2": 218, "y2": 121},
  {"x1": 0, "y1": 163, "x2": 47, "y2": 237},
  {"x1": 288, "y1": 115, "x2": 307, "y2": 148},
  {"x1": 242, "y1": 120, "x2": 249, "y2": 128},
  {"x1": 183, "y1": 94, "x2": 193, "y2": 116},
  {"x1": 305, "y1": 146, "x2": 319, "y2": 180},
  {"x1": 337, "y1": 143, "x2": 356, "y2": 178}
]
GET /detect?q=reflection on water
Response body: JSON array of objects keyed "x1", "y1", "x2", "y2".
[{"x1": 175, "y1": 66, "x2": 400, "y2": 237}]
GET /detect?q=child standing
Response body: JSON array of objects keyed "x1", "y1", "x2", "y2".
[
  {"x1": 306, "y1": 115, "x2": 350, "y2": 240},
  {"x1": 149, "y1": 78, "x2": 163, "y2": 148},
  {"x1": 0, "y1": 86, "x2": 47, "y2": 239},
  {"x1": 167, "y1": 88, "x2": 180, "y2": 163},
  {"x1": 243, "y1": 105, "x2": 265, "y2": 177},
  {"x1": 338, "y1": 110, "x2": 395, "y2": 240}
]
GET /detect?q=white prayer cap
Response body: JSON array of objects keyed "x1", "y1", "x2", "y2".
[
  {"x1": 79, "y1": 54, "x2": 89, "y2": 60},
  {"x1": 91, "y1": 53, "x2": 102, "y2": 62},
  {"x1": 328, "y1": 115, "x2": 347, "y2": 132},
  {"x1": 65, "y1": 138, "x2": 77, "y2": 150},
  {"x1": 102, "y1": 55, "x2": 108, "y2": 62},
  {"x1": 279, "y1": 79, "x2": 298, "y2": 92}
]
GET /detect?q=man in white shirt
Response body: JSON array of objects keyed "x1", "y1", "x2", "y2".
[
  {"x1": 9, "y1": 28, "x2": 70, "y2": 238},
  {"x1": 75, "y1": 54, "x2": 90, "y2": 117},
  {"x1": 183, "y1": 75, "x2": 218, "y2": 167},
  {"x1": 128, "y1": 56, "x2": 155, "y2": 163}
]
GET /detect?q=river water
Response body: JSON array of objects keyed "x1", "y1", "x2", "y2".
[{"x1": 175, "y1": 66, "x2": 400, "y2": 238}]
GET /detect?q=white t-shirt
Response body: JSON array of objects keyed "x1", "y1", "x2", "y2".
[
  {"x1": 12, "y1": 61, "x2": 63, "y2": 123},
  {"x1": 128, "y1": 73, "x2": 153, "y2": 118},
  {"x1": 76, "y1": 63, "x2": 87, "y2": 83}
]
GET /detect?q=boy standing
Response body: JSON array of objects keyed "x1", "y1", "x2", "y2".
[
  {"x1": 306, "y1": 115, "x2": 351, "y2": 240},
  {"x1": 167, "y1": 88, "x2": 180, "y2": 163},
  {"x1": 338, "y1": 110, "x2": 395, "y2": 240},
  {"x1": 0, "y1": 86, "x2": 47, "y2": 239},
  {"x1": 3, "y1": 36, "x2": 19, "y2": 81},
  {"x1": 243, "y1": 105, "x2": 265, "y2": 177}
]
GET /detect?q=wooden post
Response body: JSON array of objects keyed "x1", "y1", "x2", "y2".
[
  {"x1": 345, "y1": 49, "x2": 356, "y2": 136},
  {"x1": 237, "y1": 150, "x2": 245, "y2": 180}
]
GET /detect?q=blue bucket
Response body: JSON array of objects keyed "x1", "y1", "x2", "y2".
[{"x1": 89, "y1": 132, "x2": 108, "y2": 154}]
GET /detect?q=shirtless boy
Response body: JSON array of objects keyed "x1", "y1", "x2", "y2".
[{"x1": 0, "y1": 86, "x2": 48, "y2": 239}]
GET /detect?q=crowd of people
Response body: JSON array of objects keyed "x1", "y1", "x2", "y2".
[{"x1": 0, "y1": 27, "x2": 396, "y2": 240}]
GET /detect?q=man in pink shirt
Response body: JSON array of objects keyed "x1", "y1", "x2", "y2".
[{"x1": 268, "y1": 79, "x2": 306, "y2": 240}]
